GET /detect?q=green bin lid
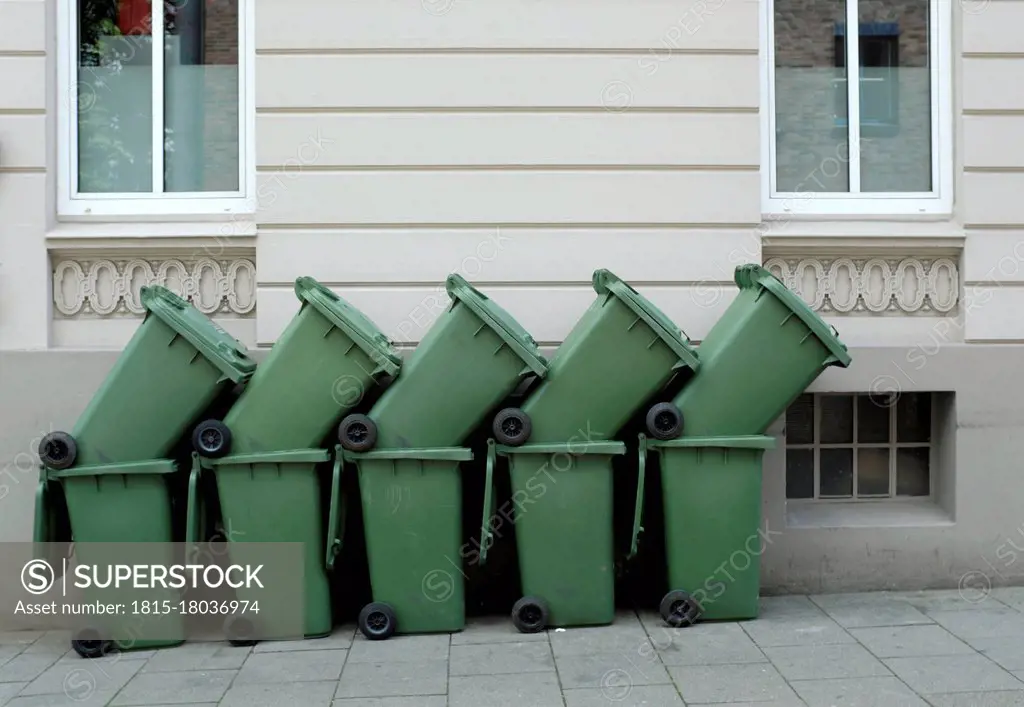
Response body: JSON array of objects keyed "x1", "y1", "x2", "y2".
[
  {"x1": 735, "y1": 265, "x2": 852, "y2": 368},
  {"x1": 592, "y1": 269, "x2": 700, "y2": 371},
  {"x1": 48, "y1": 459, "x2": 178, "y2": 479},
  {"x1": 445, "y1": 275, "x2": 548, "y2": 377},
  {"x1": 650, "y1": 435, "x2": 776, "y2": 450},
  {"x1": 294, "y1": 277, "x2": 402, "y2": 378},
  {"x1": 140, "y1": 286, "x2": 257, "y2": 383}
]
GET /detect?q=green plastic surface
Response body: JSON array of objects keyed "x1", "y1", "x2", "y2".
[
  {"x1": 670, "y1": 263, "x2": 852, "y2": 437},
  {"x1": 365, "y1": 281, "x2": 548, "y2": 448},
  {"x1": 521, "y1": 270, "x2": 699, "y2": 442},
  {"x1": 349, "y1": 447, "x2": 473, "y2": 634},
  {"x1": 648, "y1": 435, "x2": 774, "y2": 621}
]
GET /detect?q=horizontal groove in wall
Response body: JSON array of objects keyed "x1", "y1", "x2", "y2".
[
  {"x1": 963, "y1": 109, "x2": 1024, "y2": 116},
  {"x1": 256, "y1": 47, "x2": 759, "y2": 57},
  {"x1": 0, "y1": 108, "x2": 45, "y2": 116},
  {"x1": 255, "y1": 106, "x2": 760, "y2": 115},
  {"x1": 256, "y1": 164, "x2": 760, "y2": 173},
  {"x1": 962, "y1": 281, "x2": 1024, "y2": 287},
  {"x1": 0, "y1": 50, "x2": 45, "y2": 58},
  {"x1": 257, "y1": 222, "x2": 760, "y2": 231},
  {"x1": 258, "y1": 279, "x2": 736, "y2": 289},
  {"x1": 963, "y1": 224, "x2": 1024, "y2": 230},
  {"x1": 964, "y1": 167, "x2": 1024, "y2": 173},
  {"x1": 964, "y1": 339, "x2": 1024, "y2": 345},
  {"x1": 0, "y1": 167, "x2": 44, "y2": 174},
  {"x1": 962, "y1": 52, "x2": 1024, "y2": 59}
]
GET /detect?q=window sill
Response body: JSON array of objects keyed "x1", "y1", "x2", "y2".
[{"x1": 786, "y1": 499, "x2": 953, "y2": 529}]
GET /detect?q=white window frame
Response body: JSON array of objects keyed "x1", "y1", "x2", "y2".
[
  {"x1": 786, "y1": 393, "x2": 934, "y2": 502},
  {"x1": 57, "y1": 0, "x2": 256, "y2": 218},
  {"x1": 761, "y1": 0, "x2": 952, "y2": 216}
]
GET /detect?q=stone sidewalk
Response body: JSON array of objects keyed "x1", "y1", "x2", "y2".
[{"x1": 3, "y1": 588, "x2": 1024, "y2": 706}]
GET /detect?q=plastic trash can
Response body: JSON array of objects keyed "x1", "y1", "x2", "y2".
[
  {"x1": 638, "y1": 434, "x2": 775, "y2": 625},
  {"x1": 192, "y1": 277, "x2": 402, "y2": 457},
  {"x1": 38, "y1": 286, "x2": 257, "y2": 471},
  {"x1": 646, "y1": 264, "x2": 851, "y2": 440},
  {"x1": 491, "y1": 269, "x2": 699, "y2": 446},
  {"x1": 340, "y1": 445, "x2": 474, "y2": 639},
  {"x1": 40, "y1": 460, "x2": 186, "y2": 658},
  {"x1": 338, "y1": 275, "x2": 547, "y2": 452},
  {"x1": 187, "y1": 448, "x2": 342, "y2": 641},
  {"x1": 485, "y1": 439, "x2": 632, "y2": 632}
]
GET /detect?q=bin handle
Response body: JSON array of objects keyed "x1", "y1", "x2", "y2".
[
  {"x1": 185, "y1": 454, "x2": 202, "y2": 561},
  {"x1": 326, "y1": 446, "x2": 347, "y2": 572},
  {"x1": 479, "y1": 440, "x2": 498, "y2": 566},
  {"x1": 628, "y1": 434, "x2": 648, "y2": 560}
]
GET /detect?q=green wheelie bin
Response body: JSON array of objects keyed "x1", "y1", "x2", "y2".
[
  {"x1": 637, "y1": 434, "x2": 776, "y2": 626},
  {"x1": 191, "y1": 277, "x2": 401, "y2": 457},
  {"x1": 337, "y1": 274, "x2": 548, "y2": 452},
  {"x1": 38, "y1": 286, "x2": 257, "y2": 471},
  {"x1": 491, "y1": 269, "x2": 699, "y2": 446},
  {"x1": 485, "y1": 439, "x2": 638, "y2": 632},
  {"x1": 644, "y1": 264, "x2": 851, "y2": 440},
  {"x1": 36, "y1": 459, "x2": 187, "y2": 658},
  {"x1": 339, "y1": 445, "x2": 474, "y2": 639},
  {"x1": 186, "y1": 448, "x2": 344, "y2": 642}
]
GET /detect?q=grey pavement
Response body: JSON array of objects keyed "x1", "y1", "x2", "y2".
[{"x1": 2, "y1": 589, "x2": 1024, "y2": 705}]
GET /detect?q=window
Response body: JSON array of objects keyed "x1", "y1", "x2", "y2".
[
  {"x1": 785, "y1": 393, "x2": 932, "y2": 500},
  {"x1": 764, "y1": 0, "x2": 951, "y2": 215},
  {"x1": 58, "y1": 0, "x2": 254, "y2": 216}
]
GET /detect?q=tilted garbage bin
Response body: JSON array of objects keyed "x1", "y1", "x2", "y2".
[
  {"x1": 191, "y1": 277, "x2": 401, "y2": 457},
  {"x1": 337, "y1": 274, "x2": 548, "y2": 452},
  {"x1": 492, "y1": 269, "x2": 699, "y2": 445},
  {"x1": 485, "y1": 439, "x2": 634, "y2": 632},
  {"x1": 38, "y1": 286, "x2": 257, "y2": 471},
  {"x1": 39, "y1": 459, "x2": 187, "y2": 658},
  {"x1": 645, "y1": 264, "x2": 851, "y2": 440},
  {"x1": 638, "y1": 434, "x2": 775, "y2": 625},
  {"x1": 341, "y1": 445, "x2": 474, "y2": 639}
]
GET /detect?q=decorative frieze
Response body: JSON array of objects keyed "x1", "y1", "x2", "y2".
[
  {"x1": 52, "y1": 257, "x2": 256, "y2": 317},
  {"x1": 763, "y1": 257, "x2": 959, "y2": 315}
]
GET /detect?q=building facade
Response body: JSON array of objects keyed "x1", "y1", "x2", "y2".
[{"x1": 1, "y1": 0, "x2": 1023, "y2": 594}]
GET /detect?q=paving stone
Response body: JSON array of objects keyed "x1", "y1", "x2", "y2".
[
  {"x1": 20, "y1": 655, "x2": 145, "y2": 697},
  {"x1": 849, "y1": 625, "x2": 974, "y2": 658},
  {"x1": 890, "y1": 590, "x2": 997, "y2": 614},
  {"x1": 927, "y1": 692, "x2": 1024, "y2": 706},
  {"x1": 333, "y1": 698, "x2": 447, "y2": 707},
  {"x1": 234, "y1": 649, "x2": 346, "y2": 684},
  {"x1": 654, "y1": 622, "x2": 767, "y2": 666},
  {"x1": 0, "y1": 634, "x2": 42, "y2": 647},
  {"x1": 449, "y1": 642, "x2": 554, "y2": 676},
  {"x1": 960, "y1": 636, "x2": 1024, "y2": 671},
  {"x1": 790, "y1": 676, "x2": 930, "y2": 706},
  {"x1": 549, "y1": 620, "x2": 652, "y2": 658},
  {"x1": 347, "y1": 635, "x2": 449, "y2": 664},
  {"x1": 0, "y1": 683, "x2": 27, "y2": 705},
  {"x1": 5, "y1": 690, "x2": 123, "y2": 707},
  {"x1": 764, "y1": 643, "x2": 891, "y2": 681},
  {"x1": 929, "y1": 609, "x2": 1024, "y2": 641},
  {"x1": 810, "y1": 594, "x2": 932, "y2": 628},
  {"x1": 22, "y1": 632, "x2": 72, "y2": 656},
  {"x1": 252, "y1": 629, "x2": 355, "y2": 653},
  {"x1": 0, "y1": 646, "x2": 24, "y2": 669},
  {"x1": 884, "y1": 655, "x2": 1024, "y2": 694},
  {"x1": 449, "y1": 616, "x2": 548, "y2": 645},
  {"x1": 742, "y1": 614, "x2": 855, "y2": 647},
  {"x1": 449, "y1": 673, "x2": 565, "y2": 707},
  {"x1": 0, "y1": 654, "x2": 61, "y2": 684},
  {"x1": 111, "y1": 669, "x2": 236, "y2": 705},
  {"x1": 141, "y1": 642, "x2": 250, "y2": 672},
  {"x1": 562, "y1": 684, "x2": 685, "y2": 707},
  {"x1": 669, "y1": 663, "x2": 799, "y2": 704},
  {"x1": 555, "y1": 649, "x2": 670, "y2": 690},
  {"x1": 220, "y1": 680, "x2": 337, "y2": 707},
  {"x1": 335, "y1": 660, "x2": 448, "y2": 699},
  {"x1": 758, "y1": 596, "x2": 827, "y2": 619},
  {"x1": 988, "y1": 587, "x2": 1024, "y2": 611}
]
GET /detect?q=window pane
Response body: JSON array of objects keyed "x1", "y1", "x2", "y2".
[
  {"x1": 787, "y1": 394, "x2": 815, "y2": 444},
  {"x1": 820, "y1": 448, "x2": 854, "y2": 497},
  {"x1": 858, "y1": 1, "x2": 932, "y2": 192},
  {"x1": 897, "y1": 448, "x2": 930, "y2": 496},
  {"x1": 773, "y1": 0, "x2": 849, "y2": 193},
  {"x1": 164, "y1": 0, "x2": 239, "y2": 192},
  {"x1": 897, "y1": 393, "x2": 931, "y2": 443},
  {"x1": 787, "y1": 449, "x2": 815, "y2": 499},
  {"x1": 857, "y1": 394, "x2": 891, "y2": 443},
  {"x1": 820, "y1": 395, "x2": 853, "y2": 443},
  {"x1": 858, "y1": 447, "x2": 890, "y2": 496},
  {"x1": 77, "y1": 0, "x2": 154, "y2": 193}
]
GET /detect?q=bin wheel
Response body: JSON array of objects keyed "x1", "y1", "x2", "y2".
[
  {"x1": 339, "y1": 414, "x2": 378, "y2": 453},
  {"x1": 492, "y1": 408, "x2": 532, "y2": 447},
  {"x1": 224, "y1": 615, "x2": 257, "y2": 646},
  {"x1": 660, "y1": 590, "x2": 702, "y2": 628},
  {"x1": 192, "y1": 420, "x2": 232, "y2": 458},
  {"x1": 39, "y1": 432, "x2": 77, "y2": 471},
  {"x1": 646, "y1": 403, "x2": 684, "y2": 441},
  {"x1": 511, "y1": 596, "x2": 549, "y2": 634},
  {"x1": 358, "y1": 602, "x2": 397, "y2": 640},
  {"x1": 71, "y1": 628, "x2": 113, "y2": 659}
]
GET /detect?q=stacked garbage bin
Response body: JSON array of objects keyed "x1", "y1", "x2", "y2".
[
  {"x1": 336, "y1": 274, "x2": 548, "y2": 640},
  {"x1": 35, "y1": 285, "x2": 259, "y2": 658}
]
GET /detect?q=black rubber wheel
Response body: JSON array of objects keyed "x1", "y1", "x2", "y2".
[
  {"x1": 646, "y1": 403, "x2": 684, "y2": 441},
  {"x1": 39, "y1": 432, "x2": 77, "y2": 471},
  {"x1": 511, "y1": 596, "x2": 549, "y2": 634},
  {"x1": 224, "y1": 615, "x2": 257, "y2": 647},
  {"x1": 659, "y1": 589, "x2": 702, "y2": 628},
  {"x1": 358, "y1": 602, "x2": 397, "y2": 640},
  {"x1": 71, "y1": 628, "x2": 113, "y2": 659},
  {"x1": 492, "y1": 408, "x2": 532, "y2": 447},
  {"x1": 192, "y1": 420, "x2": 232, "y2": 458},
  {"x1": 339, "y1": 414, "x2": 378, "y2": 453}
]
